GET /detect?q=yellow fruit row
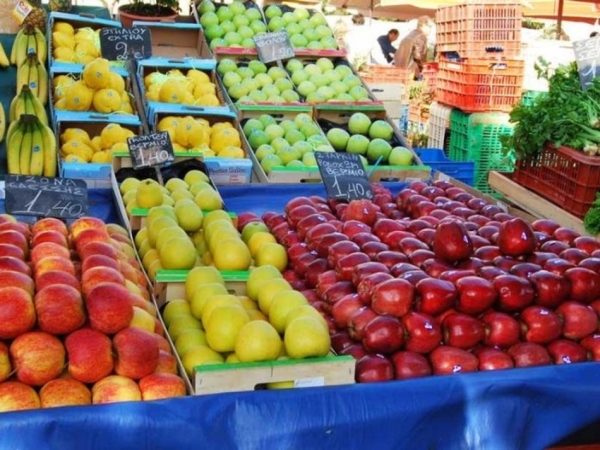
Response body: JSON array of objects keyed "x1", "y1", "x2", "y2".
[
  {"x1": 144, "y1": 69, "x2": 220, "y2": 107},
  {"x1": 161, "y1": 266, "x2": 331, "y2": 380},
  {"x1": 156, "y1": 116, "x2": 244, "y2": 158},
  {"x1": 54, "y1": 58, "x2": 134, "y2": 114},
  {"x1": 52, "y1": 22, "x2": 103, "y2": 65},
  {"x1": 60, "y1": 123, "x2": 135, "y2": 164}
]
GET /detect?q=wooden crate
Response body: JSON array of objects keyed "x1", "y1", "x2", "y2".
[{"x1": 193, "y1": 356, "x2": 356, "y2": 395}]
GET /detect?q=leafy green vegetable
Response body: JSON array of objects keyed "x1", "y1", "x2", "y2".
[
  {"x1": 583, "y1": 192, "x2": 600, "y2": 235},
  {"x1": 502, "y1": 58, "x2": 600, "y2": 160}
]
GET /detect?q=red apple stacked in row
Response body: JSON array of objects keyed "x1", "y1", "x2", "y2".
[
  {"x1": 0, "y1": 216, "x2": 186, "y2": 413},
  {"x1": 258, "y1": 181, "x2": 600, "y2": 383}
]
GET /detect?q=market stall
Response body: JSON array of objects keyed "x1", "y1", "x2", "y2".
[{"x1": 0, "y1": 1, "x2": 598, "y2": 448}]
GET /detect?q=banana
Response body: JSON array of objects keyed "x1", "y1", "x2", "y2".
[
  {"x1": 16, "y1": 55, "x2": 31, "y2": 96},
  {"x1": 10, "y1": 28, "x2": 26, "y2": 66},
  {"x1": 24, "y1": 31, "x2": 37, "y2": 64},
  {"x1": 15, "y1": 28, "x2": 31, "y2": 68},
  {"x1": 23, "y1": 87, "x2": 36, "y2": 117},
  {"x1": 13, "y1": 87, "x2": 28, "y2": 119},
  {"x1": 0, "y1": 42, "x2": 9, "y2": 68},
  {"x1": 0, "y1": 102, "x2": 5, "y2": 143},
  {"x1": 19, "y1": 120, "x2": 33, "y2": 175},
  {"x1": 32, "y1": 27, "x2": 47, "y2": 65},
  {"x1": 39, "y1": 121, "x2": 57, "y2": 177},
  {"x1": 9, "y1": 93, "x2": 20, "y2": 122},
  {"x1": 35, "y1": 58, "x2": 48, "y2": 106},
  {"x1": 27, "y1": 87, "x2": 48, "y2": 126},
  {"x1": 29, "y1": 119, "x2": 44, "y2": 176},
  {"x1": 7, "y1": 118, "x2": 26, "y2": 174}
]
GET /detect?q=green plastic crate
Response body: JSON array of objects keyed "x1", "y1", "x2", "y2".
[{"x1": 448, "y1": 109, "x2": 514, "y2": 194}]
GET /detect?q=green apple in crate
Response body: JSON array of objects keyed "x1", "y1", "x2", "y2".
[
  {"x1": 324, "y1": 112, "x2": 413, "y2": 165},
  {"x1": 286, "y1": 58, "x2": 371, "y2": 103},
  {"x1": 263, "y1": 5, "x2": 338, "y2": 50},
  {"x1": 217, "y1": 59, "x2": 300, "y2": 105},
  {"x1": 198, "y1": 0, "x2": 267, "y2": 50},
  {"x1": 243, "y1": 112, "x2": 335, "y2": 173}
]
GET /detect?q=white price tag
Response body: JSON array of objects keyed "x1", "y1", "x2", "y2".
[
  {"x1": 12, "y1": 0, "x2": 32, "y2": 25},
  {"x1": 294, "y1": 377, "x2": 325, "y2": 388}
]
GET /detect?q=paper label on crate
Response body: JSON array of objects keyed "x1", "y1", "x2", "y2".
[
  {"x1": 496, "y1": 201, "x2": 508, "y2": 213},
  {"x1": 437, "y1": 173, "x2": 450, "y2": 182},
  {"x1": 12, "y1": 0, "x2": 32, "y2": 25},
  {"x1": 294, "y1": 377, "x2": 325, "y2": 388},
  {"x1": 100, "y1": 27, "x2": 152, "y2": 61},
  {"x1": 253, "y1": 31, "x2": 294, "y2": 64},
  {"x1": 5, "y1": 175, "x2": 88, "y2": 219}
]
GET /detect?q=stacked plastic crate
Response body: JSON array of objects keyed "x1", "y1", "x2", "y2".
[{"x1": 434, "y1": 1, "x2": 522, "y2": 194}]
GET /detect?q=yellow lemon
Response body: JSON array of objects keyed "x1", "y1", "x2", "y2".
[
  {"x1": 90, "y1": 136, "x2": 103, "y2": 152},
  {"x1": 211, "y1": 122, "x2": 233, "y2": 132},
  {"x1": 63, "y1": 80, "x2": 94, "y2": 111},
  {"x1": 63, "y1": 154, "x2": 87, "y2": 164},
  {"x1": 91, "y1": 150, "x2": 112, "y2": 163},
  {"x1": 218, "y1": 146, "x2": 245, "y2": 158},
  {"x1": 53, "y1": 47, "x2": 76, "y2": 62},
  {"x1": 107, "y1": 71, "x2": 126, "y2": 93},
  {"x1": 92, "y1": 88, "x2": 121, "y2": 113},
  {"x1": 196, "y1": 93, "x2": 220, "y2": 107},
  {"x1": 61, "y1": 128, "x2": 91, "y2": 145},
  {"x1": 100, "y1": 123, "x2": 131, "y2": 149},
  {"x1": 187, "y1": 69, "x2": 210, "y2": 84},
  {"x1": 111, "y1": 142, "x2": 129, "y2": 153},
  {"x1": 53, "y1": 21, "x2": 75, "y2": 35},
  {"x1": 211, "y1": 127, "x2": 241, "y2": 154},
  {"x1": 193, "y1": 82, "x2": 216, "y2": 98},
  {"x1": 82, "y1": 58, "x2": 111, "y2": 89},
  {"x1": 61, "y1": 141, "x2": 94, "y2": 161},
  {"x1": 52, "y1": 31, "x2": 75, "y2": 49},
  {"x1": 159, "y1": 79, "x2": 186, "y2": 104}
]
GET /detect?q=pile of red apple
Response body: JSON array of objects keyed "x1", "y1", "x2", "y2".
[
  {"x1": 238, "y1": 180, "x2": 600, "y2": 383},
  {"x1": 0, "y1": 216, "x2": 186, "y2": 413}
]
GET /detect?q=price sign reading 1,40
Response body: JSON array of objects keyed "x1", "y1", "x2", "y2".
[
  {"x1": 314, "y1": 152, "x2": 373, "y2": 201},
  {"x1": 127, "y1": 131, "x2": 175, "y2": 170}
]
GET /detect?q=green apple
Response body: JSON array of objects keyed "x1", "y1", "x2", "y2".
[
  {"x1": 294, "y1": 113, "x2": 313, "y2": 128},
  {"x1": 237, "y1": 25, "x2": 254, "y2": 39},
  {"x1": 229, "y1": 1, "x2": 246, "y2": 16},
  {"x1": 222, "y1": 71, "x2": 242, "y2": 88},
  {"x1": 282, "y1": 11, "x2": 295, "y2": 24},
  {"x1": 389, "y1": 147, "x2": 414, "y2": 166},
  {"x1": 274, "y1": 78, "x2": 293, "y2": 92},
  {"x1": 198, "y1": 0, "x2": 215, "y2": 14},
  {"x1": 205, "y1": 24, "x2": 224, "y2": 41},
  {"x1": 326, "y1": 128, "x2": 350, "y2": 151},
  {"x1": 284, "y1": 129, "x2": 305, "y2": 145},
  {"x1": 291, "y1": 70, "x2": 309, "y2": 86},
  {"x1": 262, "y1": 85, "x2": 281, "y2": 98},
  {"x1": 349, "y1": 86, "x2": 370, "y2": 101},
  {"x1": 250, "y1": 20, "x2": 267, "y2": 34},
  {"x1": 300, "y1": 123, "x2": 321, "y2": 138},
  {"x1": 297, "y1": 80, "x2": 316, "y2": 98},
  {"x1": 247, "y1": 129, "x2": 270, "y2": 149},
  {"x1": 254, "y1": 73, "x2": 272, "y2": 88},
  {"x1": 279, "y1": 119, "x2": 297, "y2": 133},
  {"x1": 286, "y1": 59, "x2": 304, "y2": 73},
  {"x1": 317, "y1": 86, "x2": 335, "y2": 101},
  {"x1": 304, "y1": 64, "x2": 322, "y2": 76},
  {"x1": 369, "y1": 120, "x2": 394, "y2": 140},
  {"x1": 270, "y1": 137, "x2": 290, "y2": 152},
  {"x1": 348, "y1": 112, "x2": 372, "y2": 135},
  {"x1": 267, "y1": 67, "x2": 288, "y2": 81},
  {"x1": 305, "y1": 92, "x2": 326, "y2": 104},
  {"x1": 292, "y1": 141, "x2": 314, "y2": 156},
  {"x1": 245, "y1": 7, "x2": 262, "y2": 22},
  {"x1": 268, "y1": 16, "x2": 285, "y2": 31},
  {"x1": 243, "y1": 118, "x2": 263, "y2": 136},
  {"x1": 309, "y1": 73, "x2": 329, "y2": 88},
  {"x1": 199, "y1": 12, "x2": 219, "y2": 28},
  {"x1": 241, "y1": 221, "x2": 270, "y2": 244},
  {"x1": 228, "y1": 83, "x2": 248, "y2": 100},
  {"x1": 216, "y1": 6, "x2": 233, "y2": 22},
  {"x1": 217, "y1": 58, "x2": 237, "y2": 75},
  {"x1": 346, "y1": 134, "x2": 370, "y2": 155},
  {"x1": 220, "y1": 20, "x2": 235, "y2": 34},
  {"x1": 224, "y1": 31, "x2": 242, "y2": 46},
  {"x1": 286, "y1": 160, "x2": 305, "y2": 168},
  {"x1": 276, "y1": 147, "x2": 301, "y2": 165},
  {"x1": 281, "y1": 90, "x2": 300, "y2": 102},
  {"x1": 258, "y1": 114, "x2": 277, "y2": 128},
  {"x1": 264, "y1": 4, "x2": 282, "y2": 19},
  {"x1": 249, "y1": 89, "x2": 267, "y2": 102},
  {"x1": 248, "y1": 60, "x2": 267, "y2": 75},
  {"x1": 232, "y1": 14, "x2": 249, "y2": 28},
  {"x1": 255, "y1": 144, "x2": 275, "y2": 161},
  {"x1": 261, "y1": 154, "x2": 283, "y2": 174},
  {"x1": 315, "y1": 25, "x2": 332, "y2": 39},
  {"x1": 210, "y1": 38, "x2": 227, "y2": 50},
  {"x1": 366, "y1": 138, "x2": 392, "y2": 163},
  {"x1": 264, "y1": 123, "x2": 285, "y2": 140},
  {"x1": 302, "y1": 152, "x2": 317, "y2": 166}
]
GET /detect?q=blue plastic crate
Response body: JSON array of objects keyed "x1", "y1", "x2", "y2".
[{"x1": 414, "y1": 148, "x2": 475, "y2": 186}]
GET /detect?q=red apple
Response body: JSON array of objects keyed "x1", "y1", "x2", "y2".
[
  {"x1": 390, "y1": 262, "x2": 421, "y2": 277},
  {"x1": 113, "y1": 327, "x2": 159, "y2": 380},
  {"x1": 455, "y1": 276, "x2": 497, "y2": 315},
  {"x1": 480, "y1": 204, "x2": 503, "y2": 218},
  {"x1": 531, "y1": 218, "x2": 561, "y2": 235},
  {"x1": 438, "y1": 269, "x2": 476, "y2": 284},
  {"x1": 0, "y1": 256, "x2": 31, "y2": 276},
  {"x1": 564, "y1": 267, "x2": 600, "y2": 303},
  {"x1": 351, "y1": 261, "x2": 389, "y2": 287},
  {"x1": 293, "y1": 252, "x2": 318, "y2": 278},
  {"x1": 10, "y1": 331, "x2": 65, "y2": 386},
  {"x1": 66, "y1": 328, "x2": 114, "y2": 383},
  {"x1": 398, "y1": 237, "x2": 430, "y2": 257},
  {"x1": 478, "y1": 266, "x2": 508, "y2": 281},
  {"x1": 409, "y1": 249, "x2": 436, "y2": 267},
  {"x1": 339, "y1": 344, "x2": 368, "y2": 360},
  {"x1": 457, "y1": 257, "x2": 484, "y2": 272},
  {"x1": 371, "y1": 278, "x2": 414, "y2": 317},
  {"x1": 402, "y1": 312, "x2": 442, "y2": 354},
  {"x1": 581, "y1": 334, "x2": 600, "y2": 361},
  {"x1": 304, "y1": 258, "x2": 329, "y2": 288},
  {"x1": 327, "y1": 240, "x2": 361, "y2": 268},
  {"x1": 405, "y1": 219, "x2": 431, "y2": 235},
  {"x1": 34, "y1": 284, "x2": 85, "y2": 336},
  {"x1": 284, "y1": 196, "x2": 313, "y2": 216},
  {"x1": 316, "y1": 270, "x2": 338, "y2": 299},
  {"x1": 473, "y1": 346, "x2": 514, "y2": 371},
  {"x1": 262, "y1": 212, "x2": 285, "y2": 230},
  {"x1": 540, "y1": 241, "x2": 571, "y2": 256},
  {"x1": 345, "y1": 200, "x2": 379, "y2": 227},
  {"x1": 481, "y1": 311, "x2": 520, "y2": 348},
  {"x1": 372, "y1": 218, "x2": 405, "y2": 240},
  {"x1": 442, "y1": 313, "x2": 485, "y2": 349},
  {"x1": 429, "y1": 346, "x2": 478, "y2": 375},
  {"x1": 547, "y1": 339, "x2": 588, "y2": 365},
  {"x1": 497, "y1": 217, "x2": 536, "y2": 257},
  {"x1": 362, "y1": 315, "x2": 405, "y2": 354},
  {"x1": 323, "y1": 281, "x2": 356, "y2": 304},
  {"x1": 351, "y1": 232, "x2": 381, "y2": 247},
  {"x1": 579, "y1": 257, "x2": 600, "y2": 273},
  {"x1": 331, "y1": 294, "x2": 362, "y2": 329},
  {"x1": 315, "y1": 232, "x2": 348, "y2": 258},
  {"x1": 553, "y1": 227, "x2": 580, "y2": 244},
  {"x1": 574, "y1": 236, "x2": 600, "y2": 254},
  {"x1": 355, "y1": 354, "x2": 394, "y2": 383},
  {"x1": 335, "y1": 252, "x2": 371, "y2": 282},
  {"x1": 85, "y1": 282, "x2": 134, "y2": 335},
  {"x1": 305, "y1": 223, "x2": 336, "y2": 248},
  {"x1": 330, "y1": 330, "x2": 354, "y2": 353},
  {"x1": 415, "y1": 278, "x2": 457, "y2": 316},
  {"x1": 473, "y1": 245, "x2": 502, "y2": 263},
  {"x1": 375, "y1": 251, "x2": 409, "y2": 269},
  {"x1": 508, "y1": 342, "x2": 551, "y2": 367},
  {"x1": 492, "y1": 274, "x2": 535, "y2": 312},
  {"x1": 295, "y1": 213, "x2": 327, "y2": 239},
  {"x1": 560, "y1": 248, "x2": 589, "y2": 265},
  {"x1": 0, "y1": 287, "x2": 36, "y2": 339},
  {"x1": 282, "y1": 270, "x2": 307, "y2": 291},
  {"x1": 555, "y1": 301, "x2": 598, "y2": 340},
  {"x1": 348, "y1": 307, "x2": 378, "y2": 340},
  {"x1": 356, "y1": 272, "x2": 394, "y2": 305},
  {"x1": 529, "y1": 270, "x2": 572, "y2": 308},
  {"x1": 341, "y1": 220, "x2": 372, "y2": 239},
  {"x1": 362, "y1": 241, "x2": 390, "y2": 260},
  {"x1": 520, "y1": 306, "x2": 562, "y2": 344},
  {"x1": 416, "y1": 228, "x2": 436, "y2": 247},
  {"x1": 391, "y1": 351, "x2": 432, "y2": 379},
  {"x1": 421, "y1": 258, "x2": 454, "y2": 278},
  {"x1": 398, "y1": 270, "x2": 430, "y2": 286}
]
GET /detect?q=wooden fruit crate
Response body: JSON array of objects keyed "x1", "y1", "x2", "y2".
[
  {"x1": 154, "y1": 270, "x2": 248, "y2": 307},
  {"x1": 193, "y1": 356, "x2": 356, "y2": 395}
]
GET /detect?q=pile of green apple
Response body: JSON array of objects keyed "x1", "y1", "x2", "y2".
[
  {"x1": 242, "y1": 112, "x2": 362, "y2": 174},
  {"x1": 323, "y1": 112, "x2": 414, "y2": 165},
  {"x1": 198, "y1": 0, "x2": 267, "y2": 50},
  {"x1": 217, "y1": 58, "x2": 300, "y2": 104},
  {"x1": 285, "y1": 58, "x2": 372, "y2": 103},
  {"x1": 263, "y1": 5, "x2": 338, "y2": 50}
]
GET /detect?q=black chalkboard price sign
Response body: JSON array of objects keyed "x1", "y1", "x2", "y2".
[
  {"x1": 314, "y1": 152, "x2": 373, "y2": 201},
  {"x1": 100, "y1": 27, "x2": 152, "y2": 61},
  {"x1": 127, "y1": 131, "x2": 175, "y2": 170},
  {"x1": 573, "y1": 37, "x2": 600, "y2": 90},
  {"x1": 253, "y1": 31, "x2": 294, "y2": 64},
  {"x1": 5, "y1": 175, "x2": 88, "y2": 219}
]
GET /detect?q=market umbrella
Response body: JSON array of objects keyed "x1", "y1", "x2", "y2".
[
  {"x1": 522, "y1": 0, "x2": 600, "y2": 29},
  {"x1": 324, "y1": 0, "x2": 462, "y2": 20}
]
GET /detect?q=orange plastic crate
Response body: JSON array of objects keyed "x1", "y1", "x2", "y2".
[
  {"x1": 362, "y1": 65, "x2": 413, "y2": 84},
  {"x1": 513, "y1": 143, "x2": 600, "y2": 219},
  {"x1": 435, "y1": 58, "x2": 524, "y2": 113},
  {"x1": 436, "y1": 2, "x2": 522, "y2": 58}
]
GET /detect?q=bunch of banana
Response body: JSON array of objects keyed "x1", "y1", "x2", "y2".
[
  {"x1": 6, "y1": 114, "x2": 57, "y2": 177},
  {"x1": 16, "y1": 52, "x2": 48, "y2": 106},
  {"x1": 10, "y1": 25, "x2": 47, "y2": 68},
  {"x1": 0, "y1": 41, "x2": 9, "y2": 68},
  {"x1": 9, "y1": 85, "x2": 48, "y2": 126}
]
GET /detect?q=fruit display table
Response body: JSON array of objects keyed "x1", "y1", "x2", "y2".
[{"x1": 0, "y1": 182, "x2": 599, "y2": 449}]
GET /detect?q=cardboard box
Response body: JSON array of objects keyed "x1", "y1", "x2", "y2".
[
  {"x1": 55, "y1": 111, "x2": 143, "y2": 180},
  {"x1": 131, "y1": 21, "x2": 211, "y2": 61},
  {"x1": 48, "y1": 12, "x2": 123, "y2": 72}
]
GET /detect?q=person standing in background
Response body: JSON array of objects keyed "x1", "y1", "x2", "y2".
[
  {"x1": 394, "y1": 16, "x2": 433, "y2": 79},
  {"x1": 375, "y1": 29, "x2": 399, "y2": 64}
]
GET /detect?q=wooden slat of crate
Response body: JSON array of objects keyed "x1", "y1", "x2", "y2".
[
  {"x1": 194, "y1": 356, "x2": 356, "y2": 395},
  {"x1": 488, "y1": 171, "x2": 592, "y2": 236}
]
